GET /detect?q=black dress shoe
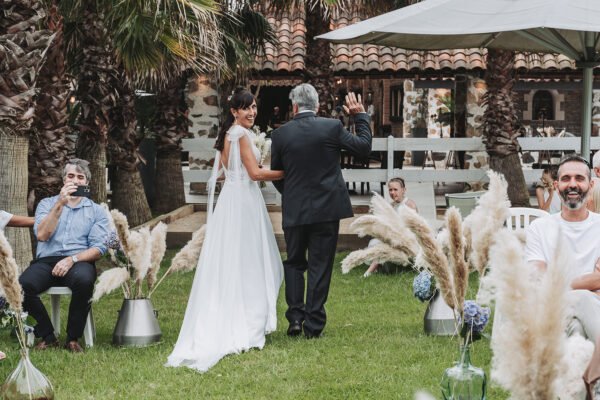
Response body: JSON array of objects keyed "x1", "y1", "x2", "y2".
[
  {"x1": 287, "y1": 321, "x2": 302, "y2": 336},
  {"x1": 304, "y1": 332, "x2": 322, "y2": 340}
]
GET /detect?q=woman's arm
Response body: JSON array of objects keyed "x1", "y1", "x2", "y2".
[
  {"x1": 536, "y1": 187, "x2": 551, "y2": 211},
  {"x1": 8, "y1": 215, "x2": 34, "y2": 227},
  {"x1": 239, "y1": 135, "x2": 284, "y2": 181}
]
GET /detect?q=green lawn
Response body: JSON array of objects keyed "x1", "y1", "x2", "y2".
[{"x1": 0, "y1": 251, "x2": 509, "y2": 399}]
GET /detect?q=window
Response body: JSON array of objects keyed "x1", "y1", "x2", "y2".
[
  {"x1": 390, "y1": 85, "x2": 403, "y2": 122},
  {"x1": 533, "y1": 90, "x2": 554, "y2": 120}
]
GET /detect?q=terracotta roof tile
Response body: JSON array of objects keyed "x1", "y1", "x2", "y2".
[{"x1": 255, "y1": 8, "x2": 579, "y2": 73}]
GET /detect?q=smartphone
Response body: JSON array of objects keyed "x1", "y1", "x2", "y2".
[{"x1": 72, "y1": 185, "x2": 91, "y2": 198}]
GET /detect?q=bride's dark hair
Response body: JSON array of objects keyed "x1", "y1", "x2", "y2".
[{"x1": 214, "y1": 87, "x2": 255, "y2": 151}]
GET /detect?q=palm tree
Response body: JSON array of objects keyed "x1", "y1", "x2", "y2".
[
  {"x1": 0, "y1": 0, "x2": 54, "y2": 270},
  {"x1": 482, "y1": 49, "x2": 530, "y2": 206},
  {"x1": 28, "y1": 4, "x2": 72, "y2": 208},
  {"x1": 59, "y1": 0, "x2": 222, "y2": 226}
]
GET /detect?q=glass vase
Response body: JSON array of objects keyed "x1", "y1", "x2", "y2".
[
  {"x1": 441, "y1": 344, "x2": 486, "y2": 400},
  {"x1": 1, "y1": 348, "x2": 54, "y2": 400}
]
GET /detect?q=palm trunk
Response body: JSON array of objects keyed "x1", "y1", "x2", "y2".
[
  {"x1": 0, "y1": 136, "x2": 33, "y2": 271},
  {"x1": 77, "y1": 137, "x2": 106, "y2": 204},
  {"x1": 154, "y1": 151, "x2": 186, "y2": 214},
  {"x1": 109, "y1": 166, "x2": 152, "y2": 227},
  {"x1": 29, "y1": 4, "x2": 71, "y2": 207},
  {"x1": 483, "y1": 49, "x2": 530, "y2": 206},
  {"x1": 107, "y1": 65, "x2": 152, "y2": 225},
  {"x1": 153, "y1": 74, "x2": 190, "y2": 214}
]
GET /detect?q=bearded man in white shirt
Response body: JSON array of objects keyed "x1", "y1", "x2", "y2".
[{"x1": 526, "y1": 154, "x2": 600, "y2": 342}]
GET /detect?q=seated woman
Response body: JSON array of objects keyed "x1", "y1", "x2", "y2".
[
  {"x1": 0, "y1": 210, "x2": 34, "y2": 361},
  {"x1": 535, "y1": 167, "x2": 561, "y2": 214},
  {"x1": 363, "y1": 178, "x2": 418, "y2": 277}
]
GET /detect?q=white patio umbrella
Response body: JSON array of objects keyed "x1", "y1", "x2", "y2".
[{"x1": 317, "y1": 0, "x2": 600, "y2": 159}]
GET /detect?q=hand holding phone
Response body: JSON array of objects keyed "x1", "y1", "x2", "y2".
[{"x1": 72, "y1": 185, "x2": 91, "y2": 198}]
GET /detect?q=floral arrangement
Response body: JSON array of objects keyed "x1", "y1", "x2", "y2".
[
  {"x1": 0, "y1": 230, "x2": 29, "y2": 352},
  {"x1": 93, "y1": 208, "x2": 168, "y2": 301},
  {"x1": 250, "y1": 128, "x2": 272, "y2": 188},
  {"x1": 93, "y1": 206, "x2": 208, "y2": 301},
  {"x1": 413, "y1": 270, "x2": 435, "y2": 303},
  {"x1": 0, "y1": 296, "x2": 35, "y2": 347},
  {"x1": 458, "y1": 300, "x2": 490, "y2": 343}
]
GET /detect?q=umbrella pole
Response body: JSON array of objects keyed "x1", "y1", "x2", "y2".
[{"x1": 581, "y1": 66, "x2": 593, "y2": 160}]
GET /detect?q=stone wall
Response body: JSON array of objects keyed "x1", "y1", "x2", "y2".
[{"x1": 187, "y1": 75, "x2": 219, "y2": 194}]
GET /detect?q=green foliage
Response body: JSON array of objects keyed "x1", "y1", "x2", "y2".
[{"x1": 0, "y1": 252, "x2": 509, "y2": 399}]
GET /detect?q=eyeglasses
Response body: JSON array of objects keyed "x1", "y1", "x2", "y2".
[{"x1": 68, "y1": 158, "x2": 89, "y2": 167}]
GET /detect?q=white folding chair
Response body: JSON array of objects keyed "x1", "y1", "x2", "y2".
[
  {"x1": 505, "y1": 207, "x2": 549, "y2": 231},
  {"x1": 41, "y1": 286, "x2": 96, "y2": 347}
]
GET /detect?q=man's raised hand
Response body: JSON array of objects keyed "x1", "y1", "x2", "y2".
[
  {"x1": 59, "y1": 182, "x2": 77, "y2": 205},
  {"x1": 342, "y1": 92, "x2": 365, "y2": 115}
]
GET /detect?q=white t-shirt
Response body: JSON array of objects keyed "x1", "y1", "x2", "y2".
[
  {"x1": 525, "y1": 211, "x2": 600, "y2": 279},
  {"x1": 0, "y1": 210, "x2": 12, "y2": 231}
]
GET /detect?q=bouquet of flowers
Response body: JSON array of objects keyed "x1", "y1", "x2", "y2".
[
  {"x1": 0, "y1": 296, "x2": 34, "y2": 346},
  {"x1": 413, "y1": 270, "x2": 436, "y2": 303},
  {"x1": 250, "y1": 129, "x2": 272, "y2": 188},
  {"x1": 458, "y1": 300, "x2": 490, "y2": 344}
]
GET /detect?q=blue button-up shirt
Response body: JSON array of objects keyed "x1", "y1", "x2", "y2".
[{"x1": 34, "y1": 196, "x2": 109, "y2": 258}]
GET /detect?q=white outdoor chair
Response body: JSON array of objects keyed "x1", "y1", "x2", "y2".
[
  {"x1": 41, "y1": 286, "x2": 96, "y2": 347},
  {"x1": 445, "y1": 191, "x2": 486, "y2": 218},
  {"x1": 504, "y1": 207, "x2": 549, "y2": 231}
]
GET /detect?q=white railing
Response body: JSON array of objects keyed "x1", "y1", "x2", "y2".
[{"x1": 182, "y1": 136, "x2": 600, "y2": 185}]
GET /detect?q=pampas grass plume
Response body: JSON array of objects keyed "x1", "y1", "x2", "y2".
[
  {"x1": 555, "y1": 335, "x2": 594, "y2": 400},
  {"x1": 341, "y1": 243, "x2": 411, "y2": 274},
  {"x1": 351, "y1": 215, "x2": 419, "y2": 257},
  {"x1": 111, "y1": 209, "x2": 131, "y2": 254},
  {"x1": 0, "y1": 230, "x2": 23, "y2": 312},
  {"x1": 100, "y1": 202, "x2": 116, "y2": 232},
  {"x1": 168, "y1": 225, "x2": 207, "y2": 274},
  {"x1": 147, "y1": 222, "x2": 167, "y2": 290},
  {"x1": 93, "y1": 268, "x2": 130, "y2": 301},
  {"x1": 487, "y1": 228, "x2": 572, "y2": 399},
  {"x1": 129, "y1": 227, "x2": 152, "y2": 283},
  {"x1": 398, "y1": 206, "x2": 455, "y2": 310},
  {"x1": 447, "y1": 207, "x2": 468, "y2": 315}
]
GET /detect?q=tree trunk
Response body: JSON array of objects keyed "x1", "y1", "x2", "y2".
[
  {"x1": 483, "y1": 49, "x2": 530, "y2": 206},
  {"x1": 109, "y1": 167, "x2": 152, "y2": 227},
  {"x1": 0, "y1": 136, "x2": 33, "y2": 272},
  {"x1": 154, "y1": 151, "x2": 186, "y2": 214},
  {"x1": 152, "y1": 73, "x2": 190, "y2": 214},
  {"x1": 76, "y1": 137, "x2": 106, "y2": 204},
  {"x1": 489, "y1": 153, "x2": 530, "y2": 206}
]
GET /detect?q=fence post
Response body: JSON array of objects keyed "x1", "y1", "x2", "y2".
[{"x1": 387, "y1": 135, "x2": 394, "y2": 183}]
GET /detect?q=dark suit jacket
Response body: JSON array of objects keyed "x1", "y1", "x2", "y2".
[{"x1": 270, "y1": 111, "x2": 372, "y2": 228}]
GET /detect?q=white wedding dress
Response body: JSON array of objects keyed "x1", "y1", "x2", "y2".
[{"x1": 166, "y1": 125, "x2": 283, "y2": 372}]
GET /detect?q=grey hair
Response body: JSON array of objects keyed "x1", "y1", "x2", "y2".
[
  {"x1": 593, "y1": 150, "x2": 600, "y2": 169},
  {"x1": 62, "y1": 160, "x2": 91, "y2": 182},
  {"x1": 289, "y1": 83, "x2": 319, "y2": 112}
]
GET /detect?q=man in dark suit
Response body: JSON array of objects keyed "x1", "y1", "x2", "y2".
[{"x1": 271, "y1": 84, "x2": 372, "y2": 339}]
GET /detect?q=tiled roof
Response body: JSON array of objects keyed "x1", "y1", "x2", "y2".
[
  {"x1": 255, "y1": 8, "x2": 578, "y2": 73},
  {"x1": 253, "y1": 9, "x2": 306, "y2": 72}
]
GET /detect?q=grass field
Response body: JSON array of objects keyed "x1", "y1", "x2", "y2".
[{"x1": 0, "y1": 251, "x2": 509, "y2": 399}]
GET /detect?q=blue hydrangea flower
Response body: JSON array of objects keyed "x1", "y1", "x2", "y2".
[
  {"x1": 462, "y1": 300, "x2": 490, "y2": 333},
  {"x1": 413, "y1": 270, "x2": 434, "y2": 302},
  {"x1": 104, "y1": 231, "x2": 121, "y2": 251},
  {"x1": 0, "y1": 296, "x2": 7, "y2": 312}
]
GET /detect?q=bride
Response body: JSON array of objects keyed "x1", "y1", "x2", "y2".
[{"x1": 166, "y1": 87, "x2": 284, "y2": 372}]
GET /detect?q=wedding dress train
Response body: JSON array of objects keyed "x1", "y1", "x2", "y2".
[{"x1": 166, "y1": 125, "x2": 283, "y2": 372}]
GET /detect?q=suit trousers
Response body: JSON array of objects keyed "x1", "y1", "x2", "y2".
[
  {"x1": 19, "y1": 256, "x2": 96, "y2": 342},
  {"x1": 283, "y1": 221, "x2": 339, "y2": 336}
]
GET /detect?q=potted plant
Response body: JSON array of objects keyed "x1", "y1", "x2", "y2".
[{"x1": 0, "y1": 231, "x2": 54, "y2": 399}]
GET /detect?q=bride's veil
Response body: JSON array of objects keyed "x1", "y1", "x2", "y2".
[{"x1": 206, "y1": 125, "x2": 247, "y2": 225}]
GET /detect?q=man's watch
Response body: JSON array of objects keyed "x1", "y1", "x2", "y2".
[{"x1": 71, "y1": 255, "x2": 78, "y2": 264}]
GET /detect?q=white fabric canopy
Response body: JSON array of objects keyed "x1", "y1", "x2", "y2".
[
  {"x1": 317, "y1": 0, "x2": 600, "y2": 158},
  {"x1": 318, "y1": 0, "x2": 600, "y2": 54}
]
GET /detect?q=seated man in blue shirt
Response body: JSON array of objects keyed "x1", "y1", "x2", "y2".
[{"x1": 19, "y1": 158, "x2": 109, "y2": 353}]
